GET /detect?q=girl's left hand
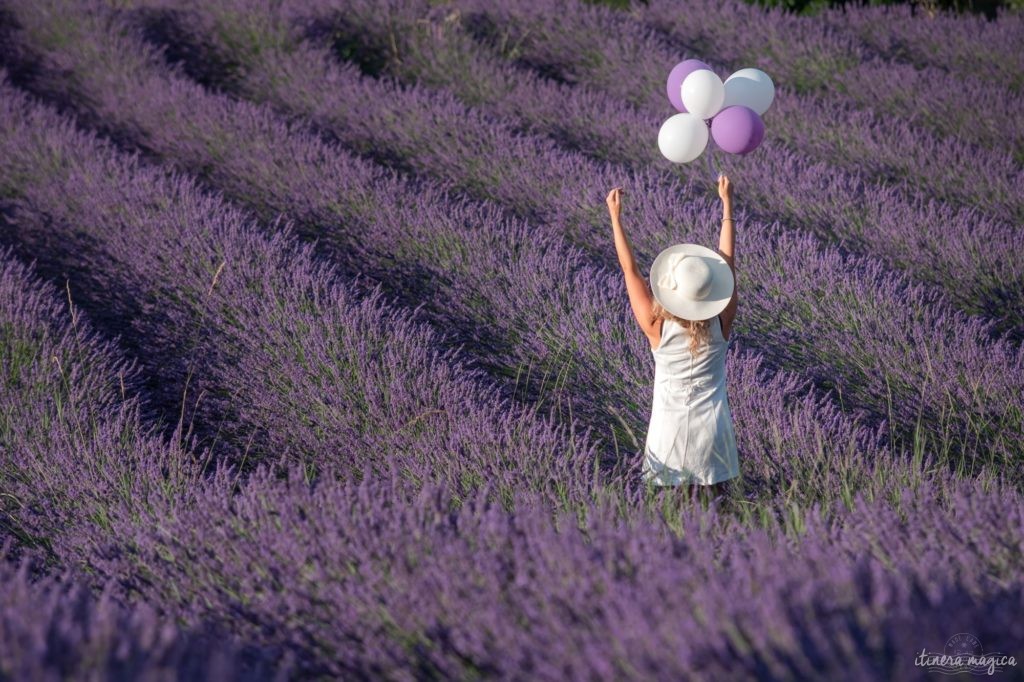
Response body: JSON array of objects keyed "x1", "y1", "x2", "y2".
[{"x1": 606, "y1": 187, "x2": 624, "y2": 222}]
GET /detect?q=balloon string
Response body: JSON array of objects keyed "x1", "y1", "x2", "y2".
[{"x1": 705, "y1": 131, "x2": 719, "y2": 181}]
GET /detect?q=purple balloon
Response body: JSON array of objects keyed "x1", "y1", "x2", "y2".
[
  {"x1": 666, "y1": 59, "x2": 712, "y2": 113},
  {"x1": 710, "y1": 105, "x2": 765, "y2": 154}
]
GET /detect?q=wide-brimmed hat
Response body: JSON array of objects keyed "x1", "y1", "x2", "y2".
[{"x1": 649, "y1": 243, "x2": 734, "y2": 321}]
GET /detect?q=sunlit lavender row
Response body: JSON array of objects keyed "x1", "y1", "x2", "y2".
[
  {"x1": 0, "y1": 249, "x2": 289, "y2": 678},
  {"x1": 0, "y1": 245, "x2": 197, "y2": 567}
]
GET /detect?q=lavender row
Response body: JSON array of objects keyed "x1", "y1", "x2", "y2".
[
  {"x1": 0, "y1": 245, "x2": 205, "y2": 569},
  {"x1": 0, "y1": 249, "x2": 278, "y2": 674},
  {"x1": 104, "y1": 0, "x2": 1024, "y2": 472},
  {"x1": 0, "y1": 77, "x2": 595, "y2": 505},
  {"x1": 293, "y1": 0, "x2": 1024, "y2": 332},
  {"x1": 0, "y1": 0, "x2": 906, "y2": 507},
  {"x1": 815, "y1": 1, "x2": 1024, "y2": 94},
  {"x1": 0, "y1": 547, "x2": 287, "y2": 680},
  {"x1": 87, "y1": 457, "x2": 1024, "y2": 680},
  {"x1": 638, "y1": 0, "x2": 1023, "y2": 160},
  {"x1": 451, "y1": 0, "x2": 1024, "y2": 219}
]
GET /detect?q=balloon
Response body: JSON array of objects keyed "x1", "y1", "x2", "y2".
[
  {"x1": 710, "y1": 105, "x2": 765, "y2": 154},
  {"x1": 666, "y1": 59, "x2": 711, "y2": 113},
  {"x1": 681, "y1": 69, "x2": 725, "y2": 120},
  {"x1": 723, "y1": 68, "x2": 775, "y2": 116},
  {"x1": 658, "y1": 113, "x2": 709, "y2": 163}
]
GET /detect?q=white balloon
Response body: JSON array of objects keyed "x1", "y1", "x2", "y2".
[
  {"x1": 657, "y1": 113, "x2": 709, "y2": 163},
  {"x1": 680, "y1": 69, "x2": 725, "y2": 120},
  {"x1": 723, "y1": 68, "x2": 775, "y2": 115}
]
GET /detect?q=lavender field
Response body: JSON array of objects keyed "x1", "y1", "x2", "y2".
[{"x1": 0, "y1": 0, "x2": 1021, "y2": 678}]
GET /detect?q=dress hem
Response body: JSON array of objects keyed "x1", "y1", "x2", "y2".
[{"x1": 643, "y1": 471, "x2": 740, "y2": 487}]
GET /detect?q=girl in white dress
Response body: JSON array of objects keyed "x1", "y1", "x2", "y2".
[{"x1": 606, "y1": 174, "x2": 739, "y2": 502}]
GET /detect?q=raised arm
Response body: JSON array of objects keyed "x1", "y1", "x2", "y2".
[
  {"x1": 607, "y1": 187, "x2": 659, "y2": 343},
  {"x1": 717, "y1": 174, "x2": 738, "y2": 340}
]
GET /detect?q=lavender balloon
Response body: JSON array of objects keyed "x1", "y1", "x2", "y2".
[
  {"x1": 711, "y1": 105, "x2": 765, "y2": 154},
  {"x1": 666, "y1": 59, "x2": 711, "y2": 112}
]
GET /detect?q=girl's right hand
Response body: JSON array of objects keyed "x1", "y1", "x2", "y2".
[
  {"x1": 606, "y1": 187, "x2": 623, "y2": 222},
  {"x1": 717, "y1": 174, "x2": 733, "y2": 202}
]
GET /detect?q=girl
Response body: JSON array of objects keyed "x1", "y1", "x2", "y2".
[{"x1": 606, "y1": 174, "x2": 739, "y2": 502}]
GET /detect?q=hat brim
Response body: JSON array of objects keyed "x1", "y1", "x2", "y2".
[{"x1": 649, "y1": 243, "x2": 735, "y2": 321}]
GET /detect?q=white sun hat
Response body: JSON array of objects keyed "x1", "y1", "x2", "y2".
[{"x1": 649, "y1": 243, "x2": 735, "y2": 321}]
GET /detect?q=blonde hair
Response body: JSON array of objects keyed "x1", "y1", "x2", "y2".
[{"x1": 651, "y1": 300, "x2": 710, "y2": 357}]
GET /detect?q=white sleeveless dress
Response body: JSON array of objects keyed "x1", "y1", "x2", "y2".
[{"x1": 642, "y1": 315, "x2": 740, "y2": 486}]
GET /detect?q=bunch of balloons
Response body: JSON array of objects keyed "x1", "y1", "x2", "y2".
[{"x1": 658, "y1": 59, "x2": 775, "y2": 172}]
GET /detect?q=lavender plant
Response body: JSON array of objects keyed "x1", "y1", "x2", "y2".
[
  {"x1": 0, "y1": 245, "x2": 203, "y2": 568},
  {"x1": 0, "y1": 544, "x2": 289, "y2": 680},
  {"x1": 0, "y1": 248, "x2": 289, "y2": 675}
]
